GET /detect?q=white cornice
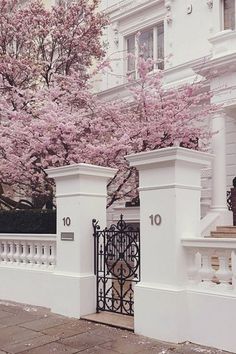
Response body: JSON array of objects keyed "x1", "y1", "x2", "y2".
[
  {"x1": 125, "y1": 147, "x2": 213, "y2": 169},
  {"x1": 106, "y1": 0, "x2": 164, "y2": 22},
  {"x1": 193, "y1": 31, "x2": 236, "y2": 77},
  {"x1": 193, "y1": 52, "x2": 236, "y2": 78},
  {"x1": 182, "y1": 238, "x2": 236, "y2": 249},
  {"x1": 46, "y1": 163, "x2": 117, "y2": 180}
]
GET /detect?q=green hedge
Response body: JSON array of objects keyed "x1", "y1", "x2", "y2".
[{"x1": 0, "y1": 210, "x2": 56, "y2": 234}]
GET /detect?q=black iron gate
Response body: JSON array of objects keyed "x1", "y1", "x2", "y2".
[{"x1": 92, "y1": 215, "x2": 140, "y2": 316}]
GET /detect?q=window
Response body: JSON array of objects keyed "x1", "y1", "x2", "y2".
[
  {"x1": 126, "y1": 22, "x2": 164, "y2": 79},
  {"x1": 223, "y1": 0, "x2": 235, "y2": 30}
]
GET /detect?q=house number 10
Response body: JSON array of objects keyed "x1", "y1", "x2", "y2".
[
  {"x1": 149, "y1": 214, "x2": 162, "y2": 226},
  {"x1": 63, "y1": 217, "x2": 71, "y2": 226}
]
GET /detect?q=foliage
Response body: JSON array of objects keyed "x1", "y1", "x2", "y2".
[
  {"x1": 0, "y1": 209, "x2": 56, "y2": 233},
  {"x1": 0, "y1": 1, "x2": 217, "y2": 208}
]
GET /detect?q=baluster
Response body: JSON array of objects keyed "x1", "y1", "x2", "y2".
[
  {"x1": 1, "y1": 241, "x2": 7, "y2": 264},
  {"x1": 186, "y1": 249, "x2": 201, "y2": 285},
  {"x1": 14, "y1": 241, "x2": 21, "y2": 265},
  {"x1": 41, "y1": 243, "x2": 49, "y2": 268},
  {"x1": 48, "y1": 243, "x2": 56, "y2": 267},
  {"x1": 0, "y1": 241, "x2": 3, "y2": 263},
  {"x1": 8, "y1": 241, "x2": 14, "y2": 264},
  {"x1": 27, "y1": 242, "x2": 35, "y2": 266},
  {"x1": 44, "y1": 243, "x2": 49, "y2": 268},
  {"x1": 6, "y1": 242, "x2": 10, "y2": 264},
  {"x1": 41, "y1": 244, "x2": 46, "y2": 267},
  {"x1": 199, "y1": 250, "x2": 215, "y2": 287},
  {"x1": 21, "y1": 242, "x2": 27, "y2": 265},
  {"x1": 34, "y1": 242, "x2": 42, "y2": 267},
  {"x1": 215, "y1": 250, "x2": 232, "y2": 289},
  {"x1": 33, "y1": 243, "x2": 38, "y2": 266}
]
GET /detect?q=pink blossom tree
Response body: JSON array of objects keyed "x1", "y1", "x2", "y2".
[
  {"x1": 0, "y1": 1, "x2": 217, "y2": 209},
  {"x1": 0, "y1": 0, "x2": 108, "y2": 207}
]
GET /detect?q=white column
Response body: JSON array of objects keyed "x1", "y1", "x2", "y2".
[
  {"x1": 47, "y1": 163, "x2": 117, "y2": 318},
  {"x1": 211, "y1": 112, "x2": 228, "y2": 211},
  {"x1": 126, "y1": 147, "x2": 212, "y2": 343}
]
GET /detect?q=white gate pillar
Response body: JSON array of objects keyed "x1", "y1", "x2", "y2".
[
  {"x1": 47, "y1": 163, "x2": 117, "y2": 318},
  {"x1": 126, "y1": 147, "x2": 212, "y2": 343}
]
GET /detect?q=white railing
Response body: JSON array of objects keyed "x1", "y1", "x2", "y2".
[
  {"x1": 0, "y1": 234, "x2": 56, "y2": 270},
  {"x1": 182, "y1": 238, "x2": 236, "y2": 291}
]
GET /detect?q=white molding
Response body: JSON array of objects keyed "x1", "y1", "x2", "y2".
[
  {"x1": 106, "y1": 0, "x2": 164, "y2": 22},
  {"x1": 53, "y1": 271, "x2": 95, "y2": 278},
  {"x1": 209, "y1": 29, "x2": 236, "y2": 46},
  {"x1": 120, "y1": 15, "x2": 165, "y2": 36},
  {"x1": 182, "y1": 237, "x2": 236, "y2": 249},
  {"x1": 139, "y1": 184, "x2": 201, "y2": 191},
  {"x1": 186, "y1": 287, "x2": 236, "y2": 298},
  {"x1": 56, "y1": 192, "x2": 107, "y2": 198},
  {"x1": 135, "y1": 282, "x2": 186, "y2": 292},
  {"x1": 0, "y1": 234, "x2": 56, "y2": 241},
  {"x1": 46, "y1": 163, "x2": 117, "y2": 180},
  {"x1": 126, "y1": 146, "x2": 213, "y2": 169},
  {"x1": 0, "y1": 264, "x2": 55, "y2": 272}
]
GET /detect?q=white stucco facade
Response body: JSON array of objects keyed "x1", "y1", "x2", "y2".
[{"x1": 98, "y1": 0, "x2": 236, "y2": 227}]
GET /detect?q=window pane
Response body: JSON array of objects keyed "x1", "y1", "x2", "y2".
[
  {"x1": 157, "y1": 22, "x2": 164, "y2": 70},
  {"x1": 127, "y1": 35, "x2": 135, "y2": 76},
  {"x1": 224, "y1": 0, "x2": 235, "y2": 30},
  {"x1": 139, "y1": 29, "x2": 153, "y2": 60}
]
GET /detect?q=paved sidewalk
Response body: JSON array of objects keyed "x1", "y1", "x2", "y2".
[{"x1": 0, "y1": 301, "x2": 231, "y2": 354}]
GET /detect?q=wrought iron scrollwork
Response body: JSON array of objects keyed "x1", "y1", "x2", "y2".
[
  {"x1": 227, "y1": 190, "x2": 232, "y2": 211},
  {"x1": 92, "y1": 215, "x2": 140, "y2": 316}
]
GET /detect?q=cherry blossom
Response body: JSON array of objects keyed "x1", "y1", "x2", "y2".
[{"x1": 0, "y1": 1, "x2": 217, "y2": 208}]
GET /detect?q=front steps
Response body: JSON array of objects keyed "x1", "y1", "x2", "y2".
[{"x1": 210, "y1": 226, "x2": 236, "y2": 238}]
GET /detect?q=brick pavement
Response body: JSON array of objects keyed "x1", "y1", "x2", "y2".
[{"x1": 0, "y1": 301, "x2": 231, "y2": 354}]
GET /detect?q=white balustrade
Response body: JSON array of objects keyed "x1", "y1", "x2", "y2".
[
  {"x1": 0, "y1": 234, "x2": 56, "y2": 270},
  {"x1": 182, "y1": 238, "x2": 236, "y2": 291}
]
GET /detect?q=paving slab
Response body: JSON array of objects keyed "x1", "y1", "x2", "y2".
[
  {"x1": 0, "y1": 301, "x2": 232, "y2": 354},
  {"x1": 77, "y1": 346, "x2": 122, "y2": 354},
  {"x1": 82, "y1": 312, "x2": 134, "y2": 331},
  {"x1": 41, "y1": 320, "x2": 98, "y2": 339},
  {"x1": 0, "y1": 310, "x2": 15, "y2": 319},
  {"x1": 0, "y1": 325, "x2": 42, "y2": 347},
  {"x1": 86, "y1": 323, "x2": 134, "y2": 340},
  {"x1": 100, "y1": 336, "x2": 160, "y2": 354},
  {"x1": 59, "y1": 331, "x2": 111, "y2": 351},
  {"x1": 0, "y1": 312, "x2": 46, "y2": 329},
  {"x1": 18, "y1": 342, "x2": 78, "y2": 354},
  {"x1": 20, "y1": 314, "x2": 72, "y2": 331},
  {"x1": 1, "y1": 334, "x2": 57, "y2": 354},
  {"x1": 0, "y1": 301, "x2": 49, "y2": 316}
]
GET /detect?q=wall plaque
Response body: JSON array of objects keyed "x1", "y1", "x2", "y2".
[{"x1": 61, "y1": 232, "x2": 74, "y2": 241}]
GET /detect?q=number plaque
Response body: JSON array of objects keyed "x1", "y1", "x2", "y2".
[{"x1": 149, "y1": 214, "x2": 162, "y2": 226}]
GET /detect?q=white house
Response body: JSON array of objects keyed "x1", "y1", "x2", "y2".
[
  {"x1": 97, "y1": 0, "x2": 236, "y2": 231},
  {"x1": 1, "y1": 3, "x2": 236, "y2": 352}
]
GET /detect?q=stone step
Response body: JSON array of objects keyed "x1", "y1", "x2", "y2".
[
  {"x1": 210, "y1": 232, "x2": 236, "y2": 238},
  {"x1": 216, "y1": 226, "x2": 236, "y2": 232},
  {"x1": 210, "y1": 226, "x2": 236, "y2": 238}
]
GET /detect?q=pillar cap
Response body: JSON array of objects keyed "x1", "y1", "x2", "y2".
[
  {"x1": 46, "y1": 163, "x2": 117, "y2": 180},
  {"x1": 125, "y1": 147, "x2": 213, "y2": 169}
]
